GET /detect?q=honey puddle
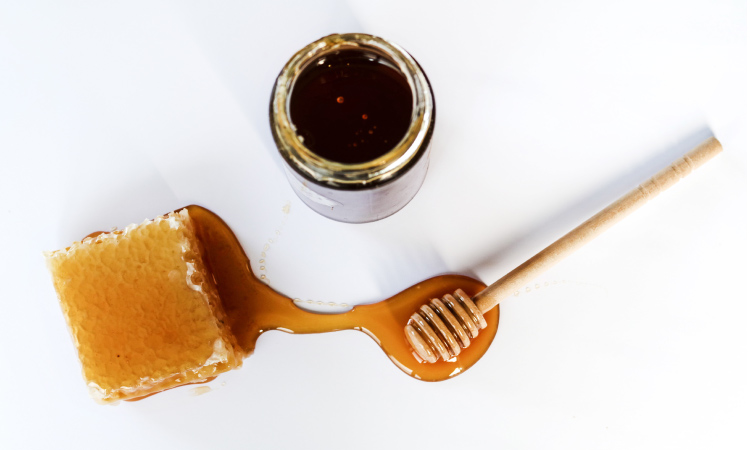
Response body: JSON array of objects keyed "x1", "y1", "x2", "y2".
[{"x1": 187, "y1": 205, "x2": 499, "y2": 381}]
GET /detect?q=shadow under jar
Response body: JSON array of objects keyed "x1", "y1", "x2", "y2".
[{"x1": 270, "y1": 33, "x2": 435, "y2": 223}]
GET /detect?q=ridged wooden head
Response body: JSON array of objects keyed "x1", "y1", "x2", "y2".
[{"x1": 404, "y1": 289, "x2": 487, "y2": 363}]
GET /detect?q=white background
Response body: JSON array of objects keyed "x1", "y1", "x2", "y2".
[{"x1": 0, "y1": 1, "x2": 747, "y2": 449}]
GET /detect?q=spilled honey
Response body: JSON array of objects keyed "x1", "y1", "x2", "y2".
[{"x1": 188, "y1": 205, "x2": 499, "y2": 381}]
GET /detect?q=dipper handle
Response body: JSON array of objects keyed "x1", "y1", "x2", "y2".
[{"x1": 473, "y1": 136, "x2": 722, "y2": 313}]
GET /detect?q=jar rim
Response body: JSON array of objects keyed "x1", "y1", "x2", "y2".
[{"x1": 270, "y1": 33, "x2": 434, "y2": 188}]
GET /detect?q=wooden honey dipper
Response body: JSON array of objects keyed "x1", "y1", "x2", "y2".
[{"x1": 405, "y1": 137, "x2": 723, "y2": 363}]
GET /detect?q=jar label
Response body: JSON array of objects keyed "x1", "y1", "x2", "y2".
[{"x1": 285, "y1": 169, "x2": 342, "y2": 208}]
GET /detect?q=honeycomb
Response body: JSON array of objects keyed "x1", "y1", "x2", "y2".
[{"x1": 45, "y1": 209, "x2": 242, "y2": 403}]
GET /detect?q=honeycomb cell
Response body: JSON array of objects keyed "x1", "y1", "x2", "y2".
[{"x1": 45, "y1": 209, "x2": 242, "y2": 403}]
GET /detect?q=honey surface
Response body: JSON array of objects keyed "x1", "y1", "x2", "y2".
[{"x1": 289, "y1": 49, "x2": 413, "y2": 164}]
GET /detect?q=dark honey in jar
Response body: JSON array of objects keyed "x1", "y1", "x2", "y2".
[
  {"x1": 270, "y1": 33, "x2": 435, "y2": 223},
  {"x1": 289, "y1": 49, "x2": 413, "y2": 165}
]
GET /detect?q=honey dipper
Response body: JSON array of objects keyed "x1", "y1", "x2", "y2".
[{"x1": 405, "y1": 137, "x2": 723, "y2": 363}]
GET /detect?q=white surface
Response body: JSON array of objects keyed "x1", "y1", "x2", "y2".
[{"x1": 0, "y1": 1, "x2": 747, "y2": 448}]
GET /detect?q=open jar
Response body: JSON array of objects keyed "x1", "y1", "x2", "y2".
[{"x1": 270, "y1": 33, "x2": 435, "y2": 223}]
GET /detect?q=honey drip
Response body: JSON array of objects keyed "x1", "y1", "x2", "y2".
[{"x1": 188, "y1": 205, "x2": 499, "y2": 381}]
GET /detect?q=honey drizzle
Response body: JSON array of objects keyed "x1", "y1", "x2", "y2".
[{"x1": 188, "y1": 205, "x2": 499, "y2": 381}]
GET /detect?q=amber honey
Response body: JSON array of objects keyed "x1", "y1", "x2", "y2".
[
  {"x1": 45, "y1": 210, "x2": 242, "y2": 403},
  {"x1": 188, "y1": 205, "x2": 499, "y2": 382},
  {"x1": 49, "y1": 206, "x2": 499, "y2": 403}
]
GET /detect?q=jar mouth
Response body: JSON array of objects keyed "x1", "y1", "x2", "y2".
[{"x1": 270, "y1": 33, "x2": 434, "y2": 188}]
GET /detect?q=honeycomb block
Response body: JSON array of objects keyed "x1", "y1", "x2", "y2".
[{"x1": 45, "y1": 209, "x2": 242, "y2": 403}]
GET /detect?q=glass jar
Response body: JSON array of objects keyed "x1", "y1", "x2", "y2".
[{"x1": 269, "y1": 33, "x2": 435, "y2": 223}]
